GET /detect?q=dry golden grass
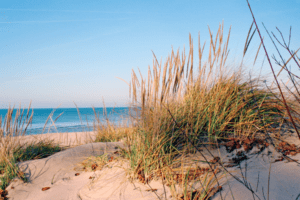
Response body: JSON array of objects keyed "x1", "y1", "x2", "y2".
[
  {"x1": 120, "y1": 22, "x2": 295, "y2": 199},
  {"x1": 0, "y1": 105, "x2": 64, "y2": 189},
  {"x1": 0, "y1": 105, "x2": 98, "y2": 190},
  {"x1": 0, "y1": 15, "x2": 298, "y2": 199}
]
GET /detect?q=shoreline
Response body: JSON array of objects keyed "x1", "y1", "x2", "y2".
[{"x1": 15, "y1": 131, "x2": 98, "y2": 148}]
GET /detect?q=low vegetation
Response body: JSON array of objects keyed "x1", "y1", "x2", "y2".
[
  {"x1": 0, "y1": 106, "x2": 63, "y2": 190},
  {"x1": 1, "y1": 1, "x2": 299, "y2": 199},
  {"x1": 118, "y1": 18, "x2": 299, "y2": 199}
]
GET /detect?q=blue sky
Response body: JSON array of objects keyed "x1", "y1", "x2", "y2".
[{"x1": 0, "y1": 0, "x2": 299, "y2": 108}]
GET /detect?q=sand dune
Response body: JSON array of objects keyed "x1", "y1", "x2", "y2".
[{"x1": 4, "y1": 131, "x2": 300, "y2": 200}]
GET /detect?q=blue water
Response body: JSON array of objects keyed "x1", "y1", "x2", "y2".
[{"x1": 0, "y1": 107, "x2": 132, "y2": 135}]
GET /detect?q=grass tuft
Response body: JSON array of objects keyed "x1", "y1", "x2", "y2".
[
  {"x1": 0, "y1": 106, "x2": 64, "y2": 190},
  {"x1": 120, "y1": 22, "x2": 296, "y2": 199}
]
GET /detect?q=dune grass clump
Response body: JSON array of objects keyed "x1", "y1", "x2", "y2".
[
  {"x1": 12, "y1": 141, "x2": 61, "y2": 162},
  {"x1": 162, "y1": 76, "x2": 285, "y2": 145},
  {"x1": 121, "y1": 23, "x2": 292, "y2": 199},
  {"x1": 0, "y1": 106, "x2": 63, "y2": 190},
  {"x1": 92, "y1": 106, "x2": 136, "y2": 143},
  {"x1": 78, "y1": 153, "x2": 112, "y2": 172},
  {"x1": 94, "y1": 121, "x2": 135, "y2": 143},
  {"x1": 94, "y1": 126, "x2": 133, "y2": 142}
]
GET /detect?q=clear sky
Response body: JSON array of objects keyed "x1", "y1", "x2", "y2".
[{"x1": 0, "y1": 0, "x2": 299, "y2": 108}]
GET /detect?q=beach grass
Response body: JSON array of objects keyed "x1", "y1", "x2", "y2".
[
  {"x1": 0, "y1": 106, "x2": 64, "y2": 190},
  {"x1": 0, "y1": 2, "x2": 299, "y2": 199},
  {"x1": 118, "y1": 20, "x2": 299, "y2": 199},
  {"x1": 93, "y1": 106, "x2": 136, "y2": 143}
]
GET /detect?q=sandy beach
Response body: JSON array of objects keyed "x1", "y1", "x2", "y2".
[
  {"x1": 5, "y1": 131, "x2": 174, "y2": 200},
  {"x1": 2, "y1": 0, "x2": 298, "y2": 199},
  {"x1": 16, "y1": 131, "x2": 98, "y2": 148},
  {"x1": 2, "y1": 130, "x2": 300, "y2": 200}
]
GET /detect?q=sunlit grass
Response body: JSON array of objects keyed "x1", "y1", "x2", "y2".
[
  {"x1": 0, "y1": 106, "x2": 64, "y2": 190},
  {"x1": 120, "y1": 22, "x2": 295, "y2": 199},
  {"x1": 0, "y1": 12, "x2": 298, "y2": 199}
]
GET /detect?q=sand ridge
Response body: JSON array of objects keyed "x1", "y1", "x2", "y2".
[{"x1": 4, "y1": 131, "x2": 300, "y2": 200}]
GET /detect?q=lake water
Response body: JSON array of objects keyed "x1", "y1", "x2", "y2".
[{"x1": 0, "y1": 107, "x2": 132, "y2": 135}]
